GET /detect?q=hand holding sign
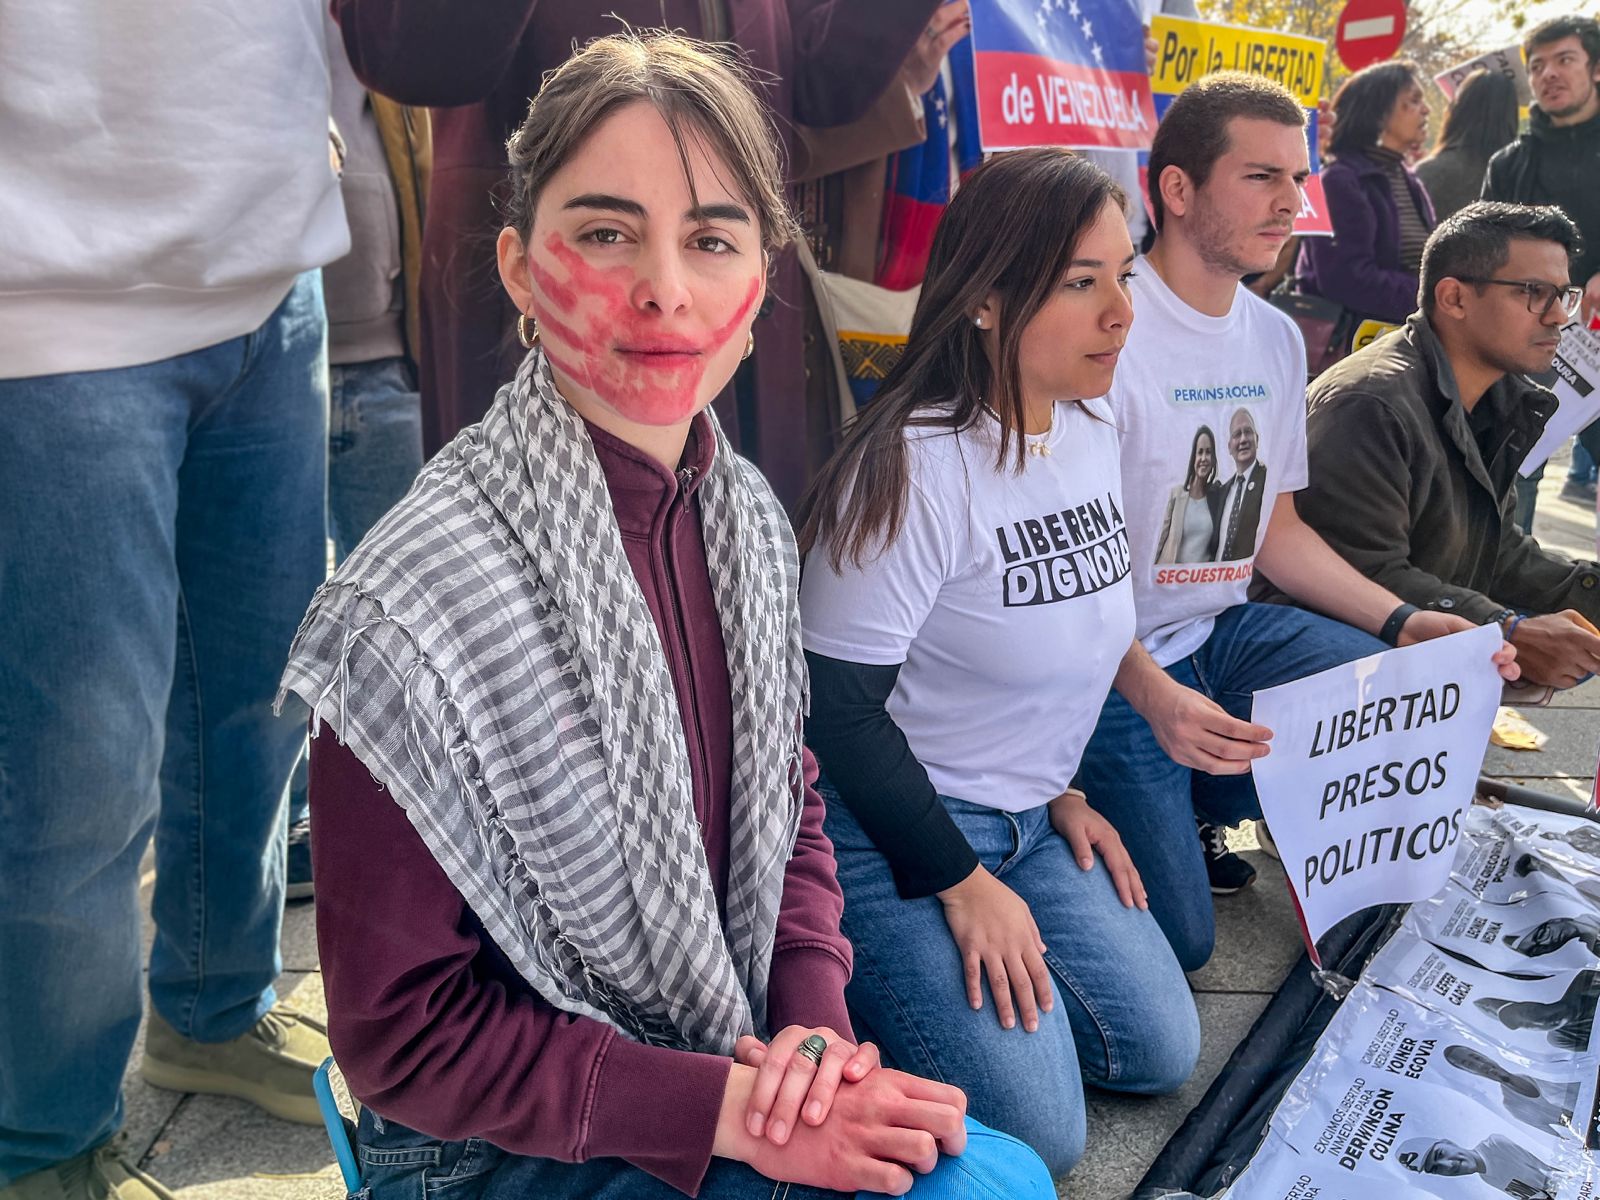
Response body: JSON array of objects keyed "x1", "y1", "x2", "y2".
[
  {"x1": 1144, "y1": 675, "x2": 1273, "y2": 775},
  {"x1": 1250, "y1": 625, "x2": 1502, "y2": 964}
]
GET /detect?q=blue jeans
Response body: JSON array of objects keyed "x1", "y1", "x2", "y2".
[
  {"x1": 823, "y1": 790, "x2": 1200, "y2": 1177},
  {"x1": 288, "y1": 355, "x2": 422, "y2": 829},
  {"x1": 1515, "y1": 467, "x2": 1542, "y2": 534},
  {"x1": 327, "y1": 356, "x2": 423, "y2": 564},
  {"x1": 1076, "y1": 602, "x2": 1384, "y2": 972},
  {"x1": 351, "y1": 1109, "x2": 847, "y2": 1200},
  {"x1": 350, "y1": 1110, "x2": 1044, "y2": 1200},
  {"x1": 0, "y1": 274, "x2": 328, "y2": 1183},
  {"x1": 1569, "y1": 429, "x2": 1598, "y2": 485}
]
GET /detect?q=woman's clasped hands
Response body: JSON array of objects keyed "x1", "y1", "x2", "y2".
[{"x1": 717, "y1": 1025, "x2": 968, "y2": 1195}]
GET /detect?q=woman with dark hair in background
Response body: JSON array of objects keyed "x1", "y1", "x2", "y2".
[
  {"x1": 1416, "y1": 69, "x2": 1521, "y2": 223},
  {"x1": 796, "y1": 148, "x2": 1200, "y2": 1177},
  {"x1": 1298, "y1": 60, "x2": 1437, "y2": 324}
]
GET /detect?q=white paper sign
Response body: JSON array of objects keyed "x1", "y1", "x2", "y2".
[
  {"x1": 1434, "y1": 42, "x2": 1531, "y2": 107},
  {"x1": 1250, "y1": 625, "x2": 1502, "y2": 959},
  {"x1": 1522, "y1": 325, "x2": 1600, "y2": 477}
]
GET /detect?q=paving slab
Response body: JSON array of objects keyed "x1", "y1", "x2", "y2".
[
  {"x1": 1531, "y1": 495, "x2": 1598, "y2": 562},
  {"x1": 1542, "y1": 676, "x2": 1600, "y2": 709},
  {"x1": 1187, "y1": 851, "x2": 1301, "y2": 996},
  {"x1": 1529, "y1": 441, "x2": 1596, "y2": 563},
  {"x1": 1061, "y1": 992, "x2": 1271, "y2": 1200},
  {"x1": 1480, "y1": 707, "x2": 1600, "y2": 777},
  {"x1": 280, "y1": 902, "x2": 319, "y2": 973},
  {"x1": 126, "y1": 973, "x2": 330, "y2": 1190},
  {"x1": 122, "y1": 1015, "x2": 185, "y2": 1166}
]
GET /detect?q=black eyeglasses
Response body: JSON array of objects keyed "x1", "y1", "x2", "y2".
[{"x1": 1454, "y1": 277, "x2": 1584, "y2": 318}]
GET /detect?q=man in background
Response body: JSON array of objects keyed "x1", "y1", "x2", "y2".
[{"x1": 0, "y1": 5, "x2": 346, "y2": 1197}]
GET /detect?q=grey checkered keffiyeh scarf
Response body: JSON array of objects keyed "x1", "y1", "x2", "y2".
[{"x1": 277, "y1": 350, "x2": 807, "y2": 1053}]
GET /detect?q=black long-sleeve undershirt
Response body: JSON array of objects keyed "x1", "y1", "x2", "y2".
[{"x1": 803, "y1": 650, "x2": 979, "y2": 899}]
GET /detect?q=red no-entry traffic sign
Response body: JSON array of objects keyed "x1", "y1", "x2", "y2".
[{"x1": 1335, "y1": 0, "x2": 1406, "y2": 72}]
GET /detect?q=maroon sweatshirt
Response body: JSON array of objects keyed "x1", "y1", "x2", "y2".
[{"x1": 310, "y1": 413, "x2": 853, "y2": 1196}]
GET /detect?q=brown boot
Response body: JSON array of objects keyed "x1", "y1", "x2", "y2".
[{"x1": 140, "y1": 1003, "x2": 328, "y2": 1126}]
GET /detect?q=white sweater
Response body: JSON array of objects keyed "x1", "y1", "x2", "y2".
[{"x1": 0, "y1": 2, "x2": 350, "y2": 378}]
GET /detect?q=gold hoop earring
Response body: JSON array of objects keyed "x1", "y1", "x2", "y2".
[
  {"x1": 742, "y1": 331, "x2": 755, "y2": 360},
  {"x1": 517, "y1": 313, "x2": 540, "y2": 350}
]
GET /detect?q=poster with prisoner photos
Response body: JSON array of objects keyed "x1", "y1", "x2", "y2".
[
  {"x1": 1490, "y1": 808, "x2": 1600, "y2": 881},
  {"x1": 1273, "y1": 985, "x2": 1591, "y2": 1153},
  {"x1": 1364, "y1": 927, "x2": 1600, "y2": 1066},
  {"x1": 1219, "y1": 805, "x2": 1600, "y2": 1199},
  {"x1": 1454, "y1": 809, "x2": 1600, "y2": 912},
  {"x1": 1226, "y1": 1143, "x2": 1600, "y2": 1200},
  {"x1": 1403, "y1": 880, "x2": 1600, "y2": 975},
  {"x1": 1220, "y1": 1130, "x2": 1442, "y2": 1199}
]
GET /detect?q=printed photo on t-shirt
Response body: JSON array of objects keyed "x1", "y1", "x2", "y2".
[{"x1": 1152, "y1": 405, "x2": 1268, "y2": 571}]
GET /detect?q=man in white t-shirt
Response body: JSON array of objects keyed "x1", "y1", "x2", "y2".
[{"x1": 1075, "y1": 73, "x2": 1486, "y2": 972}]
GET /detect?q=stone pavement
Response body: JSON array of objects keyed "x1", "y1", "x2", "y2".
[{"x1": 118, "y1": 458, "x2": 1598, "y2": 1200}]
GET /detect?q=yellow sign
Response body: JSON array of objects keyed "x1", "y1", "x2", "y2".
[
  {"x1": 1150, "y1": 15, "x2": 1325, "y2": 108},
  {"x1": 1351, "y1": 319, "x2": 1399, "y2": 353}
]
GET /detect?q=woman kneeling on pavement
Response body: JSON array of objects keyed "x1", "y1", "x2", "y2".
[
  {"x1": 279, "y1": 33, "x2": 969, "y2": 1200},
  {"x1": 796, "y1": 149, "x2": 1202, "y2": 1175}
]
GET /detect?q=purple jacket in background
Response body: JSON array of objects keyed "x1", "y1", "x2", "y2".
[{"x1": 1297, "y1": 150, "x2": 1436, "y2": 324}]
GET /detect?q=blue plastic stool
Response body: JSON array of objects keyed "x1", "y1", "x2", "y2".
[
  {"x1": 885, "y1": 1117, "x2": 1055, "y2": 1199},
  {"x1": 314, "y1": 1057, "x2": 361, "y2": 1192}
]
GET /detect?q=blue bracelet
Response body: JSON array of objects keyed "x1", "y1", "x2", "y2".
[{"x1": 1505, "y1": 614, "x2": 1526, "y2": 641}]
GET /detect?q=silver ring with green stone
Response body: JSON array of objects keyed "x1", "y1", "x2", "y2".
[{"x1": 796, "y1": 1034, "x2": 827, "y2": 1066}]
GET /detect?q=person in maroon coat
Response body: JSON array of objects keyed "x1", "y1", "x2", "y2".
[
  {"x1": 332, "y1": 0, "x2": 944, "y2": 506},
  {"x1": 280, "y1": 33, "x2": 967, "y2": 1200}
]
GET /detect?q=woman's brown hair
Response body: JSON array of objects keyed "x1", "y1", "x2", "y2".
[
  {"x1": 795, "y1": 149, "x2": 1125, "y2": 571},
  {"x1": 503, "y1": 30, "x2": 800, "y2": 254}
]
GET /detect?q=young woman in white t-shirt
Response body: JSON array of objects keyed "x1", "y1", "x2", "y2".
[{"x1": 794, "y1": 149, "x2": 1200, "y2": 1175}]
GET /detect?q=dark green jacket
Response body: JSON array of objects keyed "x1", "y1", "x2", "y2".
[{"x1": 1255, "y1": 313, "x2": 1600, "y2": 623}]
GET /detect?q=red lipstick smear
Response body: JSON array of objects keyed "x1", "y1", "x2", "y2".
[{"x1": 528, "y1": 233, "x2": 759, "y2": 426}]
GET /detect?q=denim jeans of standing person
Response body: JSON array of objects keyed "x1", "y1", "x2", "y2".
[
  {"x1": 1077, "y1": 602, "x2": 1385, "y2": 973},
  {"x1": 0, "y1": 273, "x2": 328, "y2": 1184},
  {"x1": 1569, "y1": 436, "x2": 1597, "y2": 487},
  {"x1": 285, "y1": 354, "x2": 422, "y2": 832},
  {"x1": 327, "y1": 356, "x2": 424, "y2": 563},
  {"x1": 1515, "y1": 466, "x2": 1544, "y2": 534},
  {"x1": 821, "y1": 787, "x2": 1201, "y2": 1177}
]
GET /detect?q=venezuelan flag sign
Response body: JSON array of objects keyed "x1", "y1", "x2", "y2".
[{"x1": 969, "y1": 0, "x2": 1156, "y2": 151}]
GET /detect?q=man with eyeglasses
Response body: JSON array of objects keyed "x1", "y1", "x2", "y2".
[
  {"x1": 1484, "y1": 15, "x2": 1600, "y2": 511},
  {"x1": 1255, "y1": 202, "x2": 1600, "y2": 691}
]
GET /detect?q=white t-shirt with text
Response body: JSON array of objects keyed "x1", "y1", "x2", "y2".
[
  {"x1": 801, "y1": 401, "x2": 1135, "y2": 812},
  {"x1": 1111, "y1": 259, "x2": 1309, "y2": 665}
]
